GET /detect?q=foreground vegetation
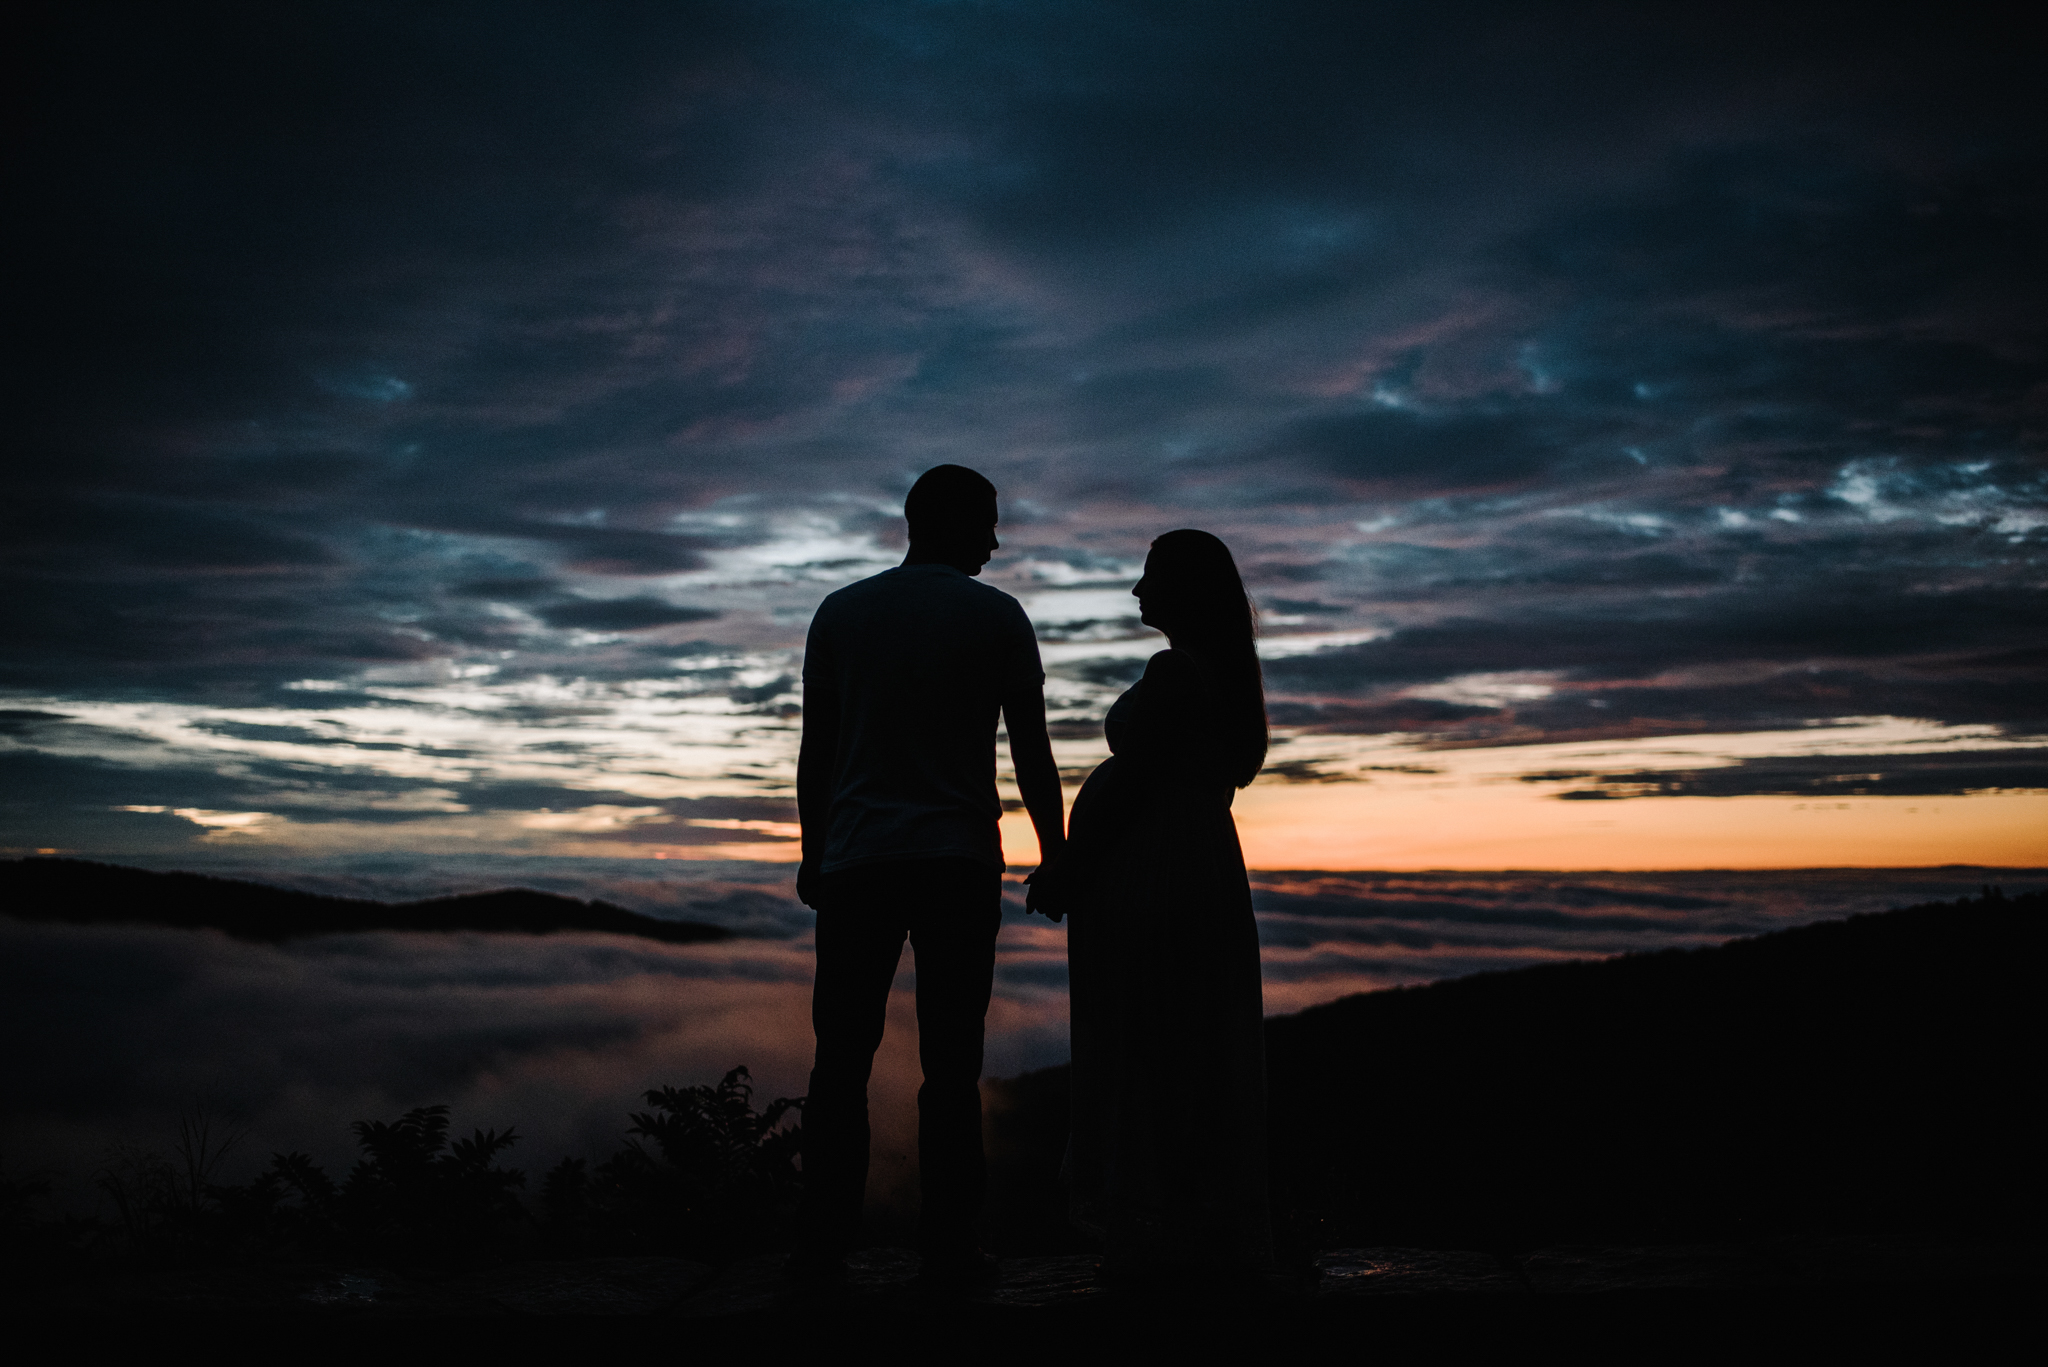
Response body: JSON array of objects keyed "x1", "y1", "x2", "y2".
[{"x1": 5, "y1": 1069, "x2": 801, "y2": 1270}]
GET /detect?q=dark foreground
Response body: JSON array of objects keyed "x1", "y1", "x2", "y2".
[
  {"x1": 10, "y1": 887, "x2": 2041, "y2": 1350},
  {"x1": 12, "y1": 1239, "x2": 2040, "y2": 1352}
]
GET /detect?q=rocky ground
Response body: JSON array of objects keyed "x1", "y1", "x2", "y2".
[{"x1": 9, "y1": 1237, "x2": 2039, "y2": 1349}]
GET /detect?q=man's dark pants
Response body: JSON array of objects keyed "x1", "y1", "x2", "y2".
[{"x1": 799, "y1": 857, "x2": 1002, "y2": 1260}]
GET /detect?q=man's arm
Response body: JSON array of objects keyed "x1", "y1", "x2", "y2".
[
  {"x1": 1003, "y1": 684, "x2": 1066, "y2": 890},
  {"x1": 795, "y1": 675, "x2": 840, "y2": 910}
]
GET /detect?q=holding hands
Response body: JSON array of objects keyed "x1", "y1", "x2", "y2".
[{"x1": 1024, "y1": 852, "x2": 1074, "y2": 922}]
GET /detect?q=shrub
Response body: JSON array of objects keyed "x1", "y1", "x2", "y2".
[
  {"x1": 102, "y1": 1066, "x2": 808, "y2": 1268},
  {"x1": 541, "y1": 1067, "x2": 805, "y2": 1261}
]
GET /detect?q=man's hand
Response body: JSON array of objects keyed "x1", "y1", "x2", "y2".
[{"x1": 796, "y1": 857, "x2": 822, "y2": 910}]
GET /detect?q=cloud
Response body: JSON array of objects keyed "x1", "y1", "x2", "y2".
[
  {"x1": 1529, "y1": 748, "x2": 2048, "y2": 800},
  {"x1": 535, "y1": 599, "x2": 723, "y2": 631},
  {"x1": 1, "y1": 1, "x2": 2040, "y2": 863},
  {"x1": 1264, "y1": 588, "x2": 2045, "y2": 693},
  {"x1": 10, "y1": 860, "x2": 2040, "y2": 1208},
  {"x1": 0, "y1": 916, "x2": 827, "y2": 1191},
  {"x1": 1264, "y1": 698, "x2": 1497, "y2": 734},
  {"x1": 451, "y1": 578, "x2": 559, "y2": 601},
  {"x1": 1257, "y1": 409, "x2": 1630, "y2": 495}
]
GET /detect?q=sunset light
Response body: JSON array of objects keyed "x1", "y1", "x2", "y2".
[{"x1": 5, "y1": 4, "x2": 2041, "y2": 1309}]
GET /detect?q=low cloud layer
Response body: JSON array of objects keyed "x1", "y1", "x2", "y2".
[{"x1": 9, "y1": 860, "x2": 2039, "y2": 1215}]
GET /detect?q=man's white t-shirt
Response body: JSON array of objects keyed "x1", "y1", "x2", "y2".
[{"x1": 803, "y1": 563, "x2": 1045, "y2": 873}]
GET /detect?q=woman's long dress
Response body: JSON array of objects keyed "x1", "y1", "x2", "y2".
[{"x1": 1062, "y1": 647, "x2": 1272, "y2": 1275}]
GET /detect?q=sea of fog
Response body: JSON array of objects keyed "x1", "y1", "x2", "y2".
[{"x1": 7, "y1": 854, "x2": 2041, "y2": 1213}]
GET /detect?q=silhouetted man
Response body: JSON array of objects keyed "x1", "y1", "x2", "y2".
[{"x1": 790, "y1": 464, "x2": 1066, "y2": 1289}]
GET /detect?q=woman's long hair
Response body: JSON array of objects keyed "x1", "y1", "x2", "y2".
[{"x1": 1145, "y1": 529, "x2": 1268, "y2": 788}]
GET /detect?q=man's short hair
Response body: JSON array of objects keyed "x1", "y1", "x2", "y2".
[{"x1": 905, "y1": 465, "x2": 998, "y2": 540}]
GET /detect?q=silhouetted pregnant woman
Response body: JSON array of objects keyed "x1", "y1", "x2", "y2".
[{"x1": 1027, "y1": 529, "x2": 1272, "y2": 1282}]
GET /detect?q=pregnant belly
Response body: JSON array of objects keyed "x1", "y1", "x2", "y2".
[{"x1": 1072, "y1": 757, "x2": 1240, "y2": 866}]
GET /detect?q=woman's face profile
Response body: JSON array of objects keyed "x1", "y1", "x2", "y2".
[{"x1": 1132, "y1": 551, "x2": 1172, "y2": 631}]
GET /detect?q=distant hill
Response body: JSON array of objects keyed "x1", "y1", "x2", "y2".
[
  {"x1": 985, "y1": 887, "x2": 2043, "y2": 1255},
  {"x1": 1263, "y1": 885, "x2": 2041, "y2": 1250},
  {"x1": 0, "y1": 858, "x2": 731, "y2": 944}
]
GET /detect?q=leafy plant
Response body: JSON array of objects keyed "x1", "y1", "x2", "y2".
[
  {"x1": 195, "y1": 1106, "x2": 529, "y2": 1264},
  {"x1": 628, "y1": 1067, "x2": 805, "y2": 1203},
  {"x1": 0, "y1": 1163, "x2": 90, "y2": 1272},
  {"x1": 542, "y1": 1066, "x2": 803, "y2": 1261},
  {"x1": 211, "y1": 1149, "x2": 340, "y2": 1258},
  {"x1": 339, "y1": 1105, "x2": 527, "y2": 1260},
  {"x1": 47, "y1": 1067, "x2": 800, "y2": 1269}
]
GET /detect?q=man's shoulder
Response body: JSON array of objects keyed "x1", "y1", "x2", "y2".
[
  {"x1": 954, "y1": 574, "x2": 1027, "y2": 611},
  {"x1": 952, "y1": 577, "x2": 1036, "y2": 638},
  {"x1": 813, "y1": 568, "x2": 904, "y2": 616},
  {"x1": 820, "y1": 566, "x2": 1026, "y2": 616}
]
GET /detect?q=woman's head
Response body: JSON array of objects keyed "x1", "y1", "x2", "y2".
[
  {"x1": 1133, "y1": 529, "x2": 1256, "y2": 645},
  {"x1": 1132, "y1": 529, "x2": 1267, "y2": 786}
]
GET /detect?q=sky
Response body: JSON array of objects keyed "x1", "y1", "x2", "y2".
[
  {"x1": 6, "y1": 2, "x2": 2045, "y2": 1197},
  {"x1": 7, "y1": 1, "x2": 2045, "y2": 873}
]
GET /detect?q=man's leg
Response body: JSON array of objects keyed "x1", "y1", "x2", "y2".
[
  {"x1": 796, "y1": 868, "x2": 908, "y2": 1262},
  {"x1": 903, "y1": 860, "x2": 1004, "y2": 1260}
]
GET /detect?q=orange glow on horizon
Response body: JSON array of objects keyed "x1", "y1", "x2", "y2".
[
  {"x1": 999, "y1": 791, "x2": 2048, "y2": 871},
  {"x1": 1001, "y1": 720, "x2": 2048, "y2": 871},
  {"x1": 1228, "y1": 785, "x2": 2048, "y2": 871}
]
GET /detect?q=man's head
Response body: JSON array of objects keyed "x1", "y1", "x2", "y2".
[{"x1": 903, "y1": 464, "x2": 999, "y2": 576}]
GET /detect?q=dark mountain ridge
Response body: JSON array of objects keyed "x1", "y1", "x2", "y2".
[
  {"x1": 0, "y1": 858, "x2": 730, "y2": 944},
  {"x1": 986, "y1": 887, "x2": 2043, "y2": 1254},
  {"x1": 1264, "y1": 885, "x2": 2041, "y2": 1250}
]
